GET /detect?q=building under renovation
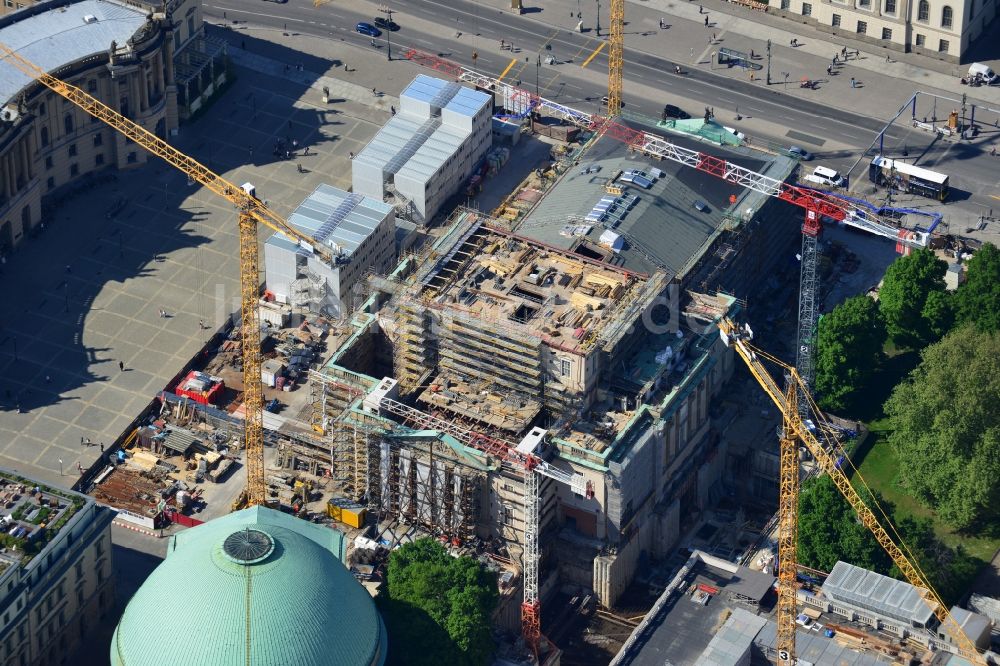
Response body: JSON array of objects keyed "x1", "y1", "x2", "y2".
[{"x1": 297, "y1": 116, "x2": 801, "y2": 610}]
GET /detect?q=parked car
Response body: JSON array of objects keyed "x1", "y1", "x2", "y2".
[
  {"x1": 663, "y1": 104, "x2": 690, "y2": 120},
  {"x1": 356, "y1": 22, "x2": 382, "y2": 37},
  {"x1": 787, "y1": 145, "x2": 814, "y2": 160},
  {"x1": 600, "y1": 96, "x2": 625, "y2": 107},
  {"x1": 373, "y1": 17, "x2": 400, "y2": 31},
  {"x1": 693, "y1": 200, "x2": 709, "y2": 212}
]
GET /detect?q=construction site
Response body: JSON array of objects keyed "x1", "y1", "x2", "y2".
[{"x1": 3, "y1": 0, "x2": 998, "y2": 662}]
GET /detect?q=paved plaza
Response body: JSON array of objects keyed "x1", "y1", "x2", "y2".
[{"x1": 0, "y1": 29, "x2": 419, "y2": 486}]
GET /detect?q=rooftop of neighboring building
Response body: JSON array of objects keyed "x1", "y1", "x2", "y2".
[
  {"x1": 612, "y1": 551, "x2": 897, "y2": 666},
  {"x1": 110, "y1": 505, "x2": 387, "y2": 666},
  {"x1": 513, "y1": 129, "x2": 790, "y2": 277},
  {"x1": 407, "y1": 212, "x2": 660, "y2": 354},
  {"x1": 265, "y1": 183, "x2": 393, "y2": 261},
  {"x1": 0, "y1": 0, "x2": 151, "y2": 105},
  {"x1": 822, "y1": 560, "x2": 936, "y2": 629},
  {"x1": 416, "y1": 375, "x2": 542, "y2": 434},
  {"x1": 0, "y1": 469, "x2": 88, "y2": 568}
]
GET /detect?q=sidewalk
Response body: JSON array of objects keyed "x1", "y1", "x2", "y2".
[{"x1": 477, "y1": 0, "x2": 1000, "y2": 125}]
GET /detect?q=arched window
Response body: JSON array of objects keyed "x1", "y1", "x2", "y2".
[
  {"x1": 917, "y1": 0, "x2": 929, "y2": 20},
  {"x1": 941, "y1": 5, "x2": 953, "y2": 27},
  {"x1": 64, "y1": 113, "x2": 74, "y2": 134},
  {"x1": 40, "y1": 126, "x2": 48, "y2": 147}
]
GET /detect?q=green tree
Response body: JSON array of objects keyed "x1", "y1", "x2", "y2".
[
  {"x1": 380, "y1": 538, "x2": 499, "y2": 666},
  {"x1": 797, "y1": 476, "x2": 889, "y2": 573},
  {"x1": 878, "y1": 248, "x2": 948, "y2": 347},
  {"x1": 815, "y1": 295, "x2": 887, "y2": 412},
  {"x1": 884, "y1": 325, "x2": 1000, "y2": 531},
  {"x1": 954, "y1": 242, "x2": 1000, "y2": 333}
]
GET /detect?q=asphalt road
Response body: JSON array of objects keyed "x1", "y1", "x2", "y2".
[{"x1": 207, "y1": 0, "x2": 998, "y2": 221}]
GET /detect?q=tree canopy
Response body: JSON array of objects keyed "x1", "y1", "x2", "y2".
[
  {"x1": 379, "y1": 538, "x2": 499, "y2": 666},
  {"x1": 883, "y1": 325, "x2": 1000, "y2": 532},
  {"x1": 815, "y1": 295, "x2": 886, "y2": 412},
  {"x1": 954, "y1": 242, "x2": 1000, "y2": 333},
  {"x1": 878, "y1": 249, "x2": 948, "y2": 348},
  {"x1": 797, "y1": 475, "x2": 980, "y2": 604},
  {"x1": 798, "y1": 475, "x2": 890, "y2": 574}
]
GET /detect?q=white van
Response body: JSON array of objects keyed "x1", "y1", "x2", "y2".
[
  {"x1": 968, "y1": 63, "x2": 997, "y2": 84},
  {"x1": 811, "y1": 165, "x2": 845, "y2": 187}
]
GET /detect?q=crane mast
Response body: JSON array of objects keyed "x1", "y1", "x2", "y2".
[
  {"x1": 0, "y1": 43, "x2": 336, "y2": 508},
  {"x1": 718, "y1": 317, "x2": 985, "y2": 664},
  {"x1": 607, "y1": 0, "x2": 624, "y2": 117}
]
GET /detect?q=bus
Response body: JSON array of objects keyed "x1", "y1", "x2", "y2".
[{"x1": 868, "y1": 155, "x2": 949, "y2": 201}]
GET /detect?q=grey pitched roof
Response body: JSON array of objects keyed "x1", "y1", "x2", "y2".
[
  {"x1": 267, "y1": 184, "x2": 392, "y2": 256},
  {"x1": 822, "y1": 560, "x2": 936, "y2": 627},
  {"x1": 0, "y1": 0, "x2": 148, "y2": 104}
]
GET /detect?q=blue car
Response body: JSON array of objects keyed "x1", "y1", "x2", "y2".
[{"x1": 356, "y1": 22, "x2": 382, "y2": 37}]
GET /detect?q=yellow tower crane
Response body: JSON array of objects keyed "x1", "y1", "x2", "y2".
[
  {"x1": 607, "y1": 0, "x2": 624, "y2": 116},
  {"x1": 0, "y1": 44, "x2": 336, "y2": 508},
  {"x1": 717, "y1": 317, "x2": 986, "y2": 665}
]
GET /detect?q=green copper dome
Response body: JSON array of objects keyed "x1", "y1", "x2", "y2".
[{"x1": 111, "y1": 506, "x2": 386, "y2": 666}]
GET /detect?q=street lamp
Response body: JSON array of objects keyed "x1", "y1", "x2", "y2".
[
  {"x1": 379, "y1": 5, "x2": 394, "y2": 62},
  {"x1": 535, "y1": 54, "x2": 541, "y2": 96},
  {"x1": 595, "y1": 0, "x2": 601, "y2": 36},
  {"x1": 58, "y1": 459, "x2": 63, "y2": 476},
  {"x1": 782, "y1": 71, "x2": 789, "y2": 90}
]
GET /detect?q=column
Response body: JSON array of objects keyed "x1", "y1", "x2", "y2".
[
  {"x1": 140, "y1": 65, "x2": 150, "y2": 111},
  {"x1": 156, "y1": 52, "x2": 165, "y2": 95}
]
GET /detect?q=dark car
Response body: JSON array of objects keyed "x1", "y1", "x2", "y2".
[
  {"x1": 693, "y1": 200, "x2": 709, "y2": 212},
  {"x1": 373, "y1": 17, "x2": 400, "y2": 31},
  {"x1": 663, "y1": 104, "x2": 690, "y2": 120},
  {"x1": 787, "y1": 145, "x2": 814, "y2": 160},
  {"x1": 356, "y1": 22, "x2": 382, "y2": 37}
]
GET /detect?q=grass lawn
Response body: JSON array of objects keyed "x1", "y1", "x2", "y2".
[{"x1": 855, "y1": 426, "x2": 1000, "y2": 564}]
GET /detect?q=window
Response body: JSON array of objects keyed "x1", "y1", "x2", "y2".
[
  {"x1": 68, "y1": 144, "x2": 77, "y2": 157},
  {"x1": 857, "y1": 20, "x2": 868, "y2": 33},
  {"x1": 941, "y1": 5, "x2": 952, "y2": 26},
  {"x1": 858, "y1": 0, "x2": 870, "y2": 7},
  {"x1": 64, "y1": 113, "x2": 73, "y2": 134},
  {"x1": 2, "y1": 0, "x2": 11, "y2": 8},
  {"x1": 95, "y1": 154, "x2": 104, "y2": 166},
  {"x1": 70, "y1": 164, "x2": 78, "y2": 177},
  {"x1": 187, "y1": 16, "x2": 195, "y2": 37},
  {"x1": 780, "y1": 0, "x2": 789, "y2": 9},
  {"x1": 40, "y1": 126, "x2": 48, "y2": 147},
  {"x1": 882, "y1": 27, "x2": 893, "y2": 38},
  {"x1": 87, "y1": 79, "x2": 97, "y2": 93},
  {"x1": 37, "y1": 102, "x2": 45, "y2": 116},
  {"x1": 561, "y1": 358, "x2": 572, "y2": 376},
  {"x1": 173, "y1": 31, "x2": 181, "y2": 52},
  {"x1": 45, "y1": 156, "x2": 53, "y2": 170},
  {"x1": 916, "y1": 33, "x2": 926, "y2": 46},
  {"x1": 832, "y1": 13, "x2": 842, "y2": 25},
  {"x1": 93, "y1": 133, "x2": 102, "y2": 147},
  {"x1": 884, "y1": 0, "x2": 895, "y2": 12},
  {"x1": 126, "y1": 151, "x2": 137, "y2": 164},
  {"x1": 802, "y1": 2, "x2": 812, "y2": 14},
  {"x1": 939, "y1": 38, "x2": 950, "y2": 51},
  {"x1": 918, "y1": 0, "x2": 929, "y2": 19},
  {"x1": 119, "y1": 96, "x2": 129, "y2": 118}
]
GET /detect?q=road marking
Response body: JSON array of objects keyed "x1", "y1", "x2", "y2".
[
  {"x1": 581, "y1": 41, "x2": 606, "y2": 68},
  {"x1": 991, "y1": 195, "x2": 1000, "y2": 201},
  {"x1": 498, "y1": 58, "x2": 518, "y2": 81}
]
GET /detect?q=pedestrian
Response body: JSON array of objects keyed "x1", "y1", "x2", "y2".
[
  {"x1": 712, "y1": 32, "x2": 717, "y2": 42},
  {"x1": 349, "y1": 151, "x2": 355, "y2": 159},
  {"x1": 344, "y1": 63, "x2": 349, "y2": 71},
  {"x1": 372, "y1": 87, "x2": 377, "y2": 96},
  {"x1": 118, "y1": 361, "x2": 124, "y2": 372},
  {"x1": 750, "y1": 49, "x2": 755, "y2": 59},
  {"x1": 886, "y1": 54, "x2": 891, "y2": 63},
  {"x1": 100, "y1": 443, "x2": 105, "y2": 454},
  {"x1": 833, "y1": 53, "x2": 838, "y2": 64},
  {"x1": 297, "y1": 163, "x2": 304, "y2": 173},
  {"x1": 850, "y1": 77, "x2": 856, "y2": 88},
  {"x1": 749, "y1": 71, "x2": 755, "y2": 81},
  {"x1": 992, "y1": 146, "x2": 997, "y2": 156},
  {"x1": 223, "y1": 10, "x2": 226, "y2": 18},
  {"x1": 391, "y1": 105, "x2": 396, "y2": 115},
  {"x1": 704, "y1": 15, "x2": 709, "y2": 26},
  {"x1": 370, "y1": 38, "x2": 376, "y2": 47},
  {"x1": 199, "y1": 319, "x2": 205, "y2": 329},
  {"x1": 841, "y1": 46, "x2": 847, "y2": 58},
  {"x1": 303, "y1": 146, "x2": 309, "y2": 155},
  {"x1": 65, "y1": 264, "x2": 71, "y2": 273},
  {"x1": 659, "y1": 18, "x2": 665, "y2": 28},
  {"x1": 699, "y1": 3, "x2": 703, "y2": 12}
]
